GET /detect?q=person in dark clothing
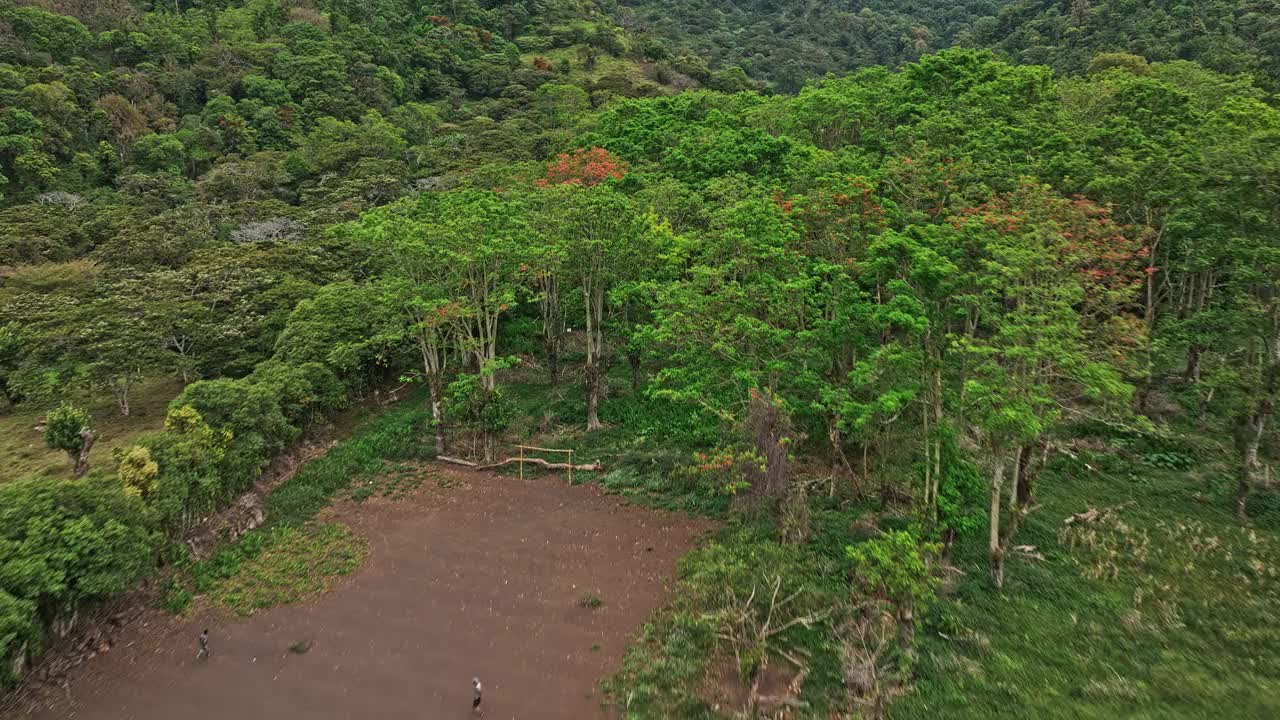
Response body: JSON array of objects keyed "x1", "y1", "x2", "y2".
[
  {"x1": 197, "y1": 629, "x2": 209, "y2": 659},
  {"x1": 472, "y1": 677, "x2": 482, "y2": 712}
]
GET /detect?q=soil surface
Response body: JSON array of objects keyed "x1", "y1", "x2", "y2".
[{"x1": 10, "y1": 465, "x2": 714, "y2": 720}]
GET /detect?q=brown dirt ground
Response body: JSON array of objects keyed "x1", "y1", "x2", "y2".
[{"x1": 10, "y1": 464, "x2": 715, "y2": 720}]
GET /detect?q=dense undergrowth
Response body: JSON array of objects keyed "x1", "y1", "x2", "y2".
[
  {"x1": 598, "y1": 407, "x2": 1280, "y2": 719},
  {"x1": 504, "y1": 366, "x2": 730, "y2": 517}
]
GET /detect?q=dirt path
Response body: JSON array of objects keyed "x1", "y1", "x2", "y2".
[{"x1": 11, "y1": 465, "x2": 714, "y2": 720}]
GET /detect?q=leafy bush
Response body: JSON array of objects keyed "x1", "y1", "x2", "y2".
[
  {"x1": 937, "y1": 456, "x2": 988, "y2": 539},
  {"x1": 0, "y1": 475, "x2": 156, "y2": 686},
  {"x1": 157, "y1": 578, "x2": 193, "y2": 614},
  {"x1": 43, "y1": 402, "x2": 91, "y2": 456},
  {"x1": 609, "y1": 526, "x2": 846, "y2": 715},
  {"x1": 43, "y1": 402, "x2": 93, "y2": 475},
  {"x1": 0, "y1": 590, "x2": 37, "y2": 686},
  {"x1": 1142, "y1": 451, "x2": 1195, "y2": 471}
]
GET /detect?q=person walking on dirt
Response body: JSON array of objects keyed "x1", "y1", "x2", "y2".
[
  {"x1": 472, "y1": 676, "x2": 483, "y2": 713},
  {"x1": 197, "y1": 629, "x2": 210, "y2": 660}
]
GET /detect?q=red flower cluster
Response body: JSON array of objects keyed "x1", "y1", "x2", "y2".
[
  {"x1": 777, "y1": 179, "x2": 887, "y2": 234},
  {"x1": 693, "y1": 450, "x2": 737, "y2": 473},
  {"x1": 951, "y1": 189, "x2": 1151, "y2": 295},
  {"x1": 535, "y1": 147, "x2": 628, "y2": 187}
]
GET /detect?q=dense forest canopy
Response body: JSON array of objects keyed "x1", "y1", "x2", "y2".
[
  {"x1": 1, "y1": 0, "x2": 1279, "y2": 717},
  {"x1": 613, "y1": 0, "x2": 1280, "y2": 91}
]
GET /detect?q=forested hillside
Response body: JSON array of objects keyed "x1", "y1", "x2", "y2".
[
  {"x1": 0, "y1": 0, "x2": 693, "y2": 408},
  {"x1": 614, "y1": 0, "x2": 1280, "y2": 91},
  {"x1": 2, "y1": 1, "x2": 1279, "y2": 718}
]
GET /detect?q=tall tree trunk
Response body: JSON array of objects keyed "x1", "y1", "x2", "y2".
[
  {"x1": 988, "y1": 453, "x2": 1006, "y2": 588},
  {"x1": 628, "y1": 351, "x2": 642, "y2": 392},
  {"x1": 1009, "y1": 443, "x2": 1038, "y2": 510},
  {"x1": 1135, "y1": 226, "x2": 1164, "y2": 415},
  {"x1": 941, "y1": 527, "x2": 956, "y2": 560},
  {"x1": 1016, "y1": 442, "x2": 1038, "y2": 509},
  {"x1": 540, "y1": 273, "x2": 563, "y2": 387},
  {"x1": 429, "y1": 378, "x2": 445, "y2": 457},
  {"x1": 1007, "y1": 445, "x2": 1022, "y2": 511},
  {"x1": 928, "y1": 365, "x2": 943, "y2": 521},
  {"x1": 896, "y1": 599, "x2": 915, "y2": 659},
  {"x1": 1238, "y1": 318, "x2": 1280, "y2": 520},
  {"x1": 476, "y1": 346, "x2": 496, "y2": 392},
  {"x1": 1236, "y1": 412, "x2": 1268, "y2": 521},
  {"x1": 584, "y1": 281, "x2": 605, "y2": 431},
  {"x1": 922, "y1": 402, "x2": 932, "y2": 509},
  {"x1": 747, "y1": 390, "x2": 792, "y2": 496},
  {"x1": 419, "y1": 338, "x2": 448, "y2": 456},
  {"x1": 829, "y1": 421, "x2": 842, "y2": 497},
  {"x1": 546, "y1": 339, "x2": 561, "y2": 387},
  {"x1": 112, "y1": 379, "x2": 131, "y2": 417},
  {"x1": 585, "y1": 363, "x2": 602, "y2": 431},
  {"x1": 72, "y1": 427, "x2": 97, "y2": 479},
  {"x1": 1183, "y1": 344, "x2": 1203, "y2": 383}
]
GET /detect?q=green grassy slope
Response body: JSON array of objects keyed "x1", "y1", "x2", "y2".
[{"x1": 898, "y1": 434, "x2": 1280, "y2": 719}]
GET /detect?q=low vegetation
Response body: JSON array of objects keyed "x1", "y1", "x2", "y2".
[
  {"x1": 203, "y1": 523, "x2": 367, "y2": 618},
  {"x1": 0, "y1": 378, "x2": 178, "y2": 483}
]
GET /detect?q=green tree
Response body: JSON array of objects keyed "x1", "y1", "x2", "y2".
[
  {"x1": 953, "y1": 185, "x2": 1138, "y2": 586},
  {"x1": 0, "y1": 476, "x2": 154, "y2": 623},
  {"x1": 846, "y1": 530, "x2": 940, "y2": 658},
  {"x1": 651, "y1": 186, "x2": 822, "y2": 495},
  {"x1": 1190, "y1": 97, "x2": 1280, "y2": 519},
  {"x1": 44, "y1": 403, "x2": 96, "y2": 478},
  {"x1": 539, "y1": 184, "x2": 648, "y2": 430},
  {"x1": 407, "y1": 189, "x2": 526, "y2": 392},
  {"x1": 114, "y1": 445, "x2": 159, "y2": 500},
  {"x1": 445, "y1": 360, "x2": 517, "y2": 462}
]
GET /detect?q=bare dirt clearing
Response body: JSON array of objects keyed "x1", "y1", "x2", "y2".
[{"x1": 12, "y1": 465, "x2": 714, "y2": 720}]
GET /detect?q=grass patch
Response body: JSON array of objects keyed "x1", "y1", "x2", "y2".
[
  {"x1": 349, "y1": 462, "x2": 429, "y2": 502},
  {"x1": 577, "y1": 592, "x2": 603, "y2": 609},
  {"x1": 262, "y1": 398, "x2": 435, "y2": 527},
  {"x1": 894, "y1": 442, "x2": 1280, "y2": 720},
  {"x1": 0, "y1": 376, "x2": 180, "y2": 483},
  {"x1": 158, "y1": 576, "x2": 194, "y2": 614},
  {"x1": 208, "y1": 524, "x2": 366, "y2": 617}
]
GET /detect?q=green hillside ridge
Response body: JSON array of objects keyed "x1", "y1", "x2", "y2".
[{"x1": 614, "y1": 0, "x2": 1280, "y2": 91}]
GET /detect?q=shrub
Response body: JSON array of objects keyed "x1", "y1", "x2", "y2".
[
  {"x1": 0, "y1": 590, "x2": 38, "y2": 687},
  {"x1": 43, "y1": 402, "x2": 94, "y2": 477},
  {"x1": 0, "y1": 476, "x2": 155, "y2": 639},
  {"x1": 115, "y1": 445, "x2": 159, "y2": 499}
]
